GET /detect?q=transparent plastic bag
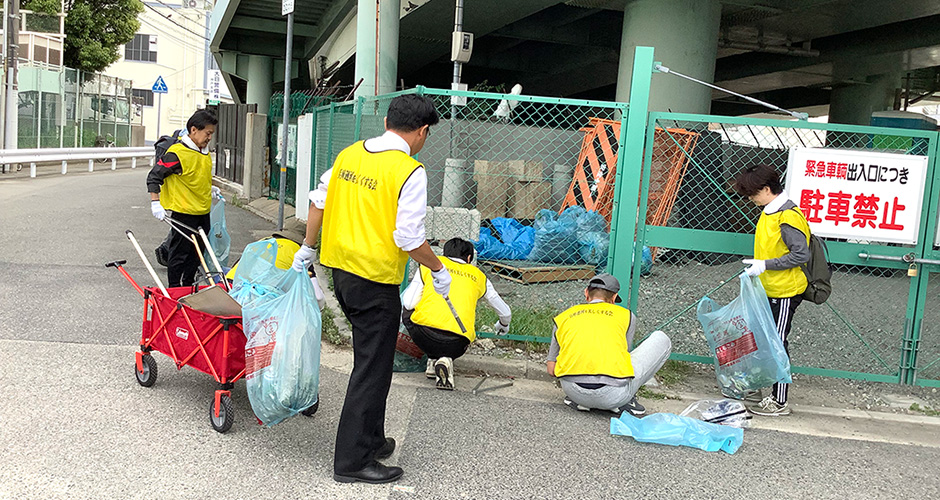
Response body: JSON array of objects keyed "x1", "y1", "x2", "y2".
[
  {"x1": 229, "y1": 238, "x2": 284, "y2": 307},
  {"x1": 203, "y1": 197, "x2": 231, "y2": 267},
  {"x1": 679, "y1": 399, "x2": 752, "y2": 429},
  {"x1": 528, "y1": 209, "x2": 580, "y2": 264},
  {"x1": 696, "y1": 275, "x2": 792, "y2": 399},
  {"x1": 242, "y1": 268, "x2": 321, "y2": 426},
  {"x1": 610, "y1": 412, "x2": 744, "y2": 454}
]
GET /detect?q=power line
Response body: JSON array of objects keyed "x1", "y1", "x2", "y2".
[
  {"x1": 139, "y1": 17, "x2": 207, "y2": 52},
  {"x1": 143, "y1": 3, "x2": 209, "y2": 40},
  {"x1": 148, "y1": 0, "x2": 205, "y2": 27}
]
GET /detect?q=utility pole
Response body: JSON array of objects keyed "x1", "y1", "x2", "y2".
[
  {"x1": 277, "y1": 0, "x2": 294, "y2": 230},
  {"x1": 3, "y1": 0, "x2": 18, "y2": 153},
  {"x1": 1, "y1": 0, "x2": 7, "y2": 150}
]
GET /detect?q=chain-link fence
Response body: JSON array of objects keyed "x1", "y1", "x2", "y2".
[
  {"x1": 631, "y1": 112, "x2": 940, "y2": 384},
  {"x1": 13, "y1": 64, "x2": 136, "y2": 148},
  {"x1": 299, "y1": 88, "x2": 631, "y2": 343}
]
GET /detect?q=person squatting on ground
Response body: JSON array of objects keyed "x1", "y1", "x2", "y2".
[
  {"x1": 546, "y1": 274, "x2": 672, "y2": 416},
  {"x1": 146, "y1": 109, "x2": 221, "y2": 287},
  {"x1": 401, "y1": 237, "x2": 512, "y2": 390},
  {"x1": 291, "y1": 95, "x2": 450, "y2": 485},
  {"x1": 733, "y1": 163, "x2": 811, "y2": 417}
]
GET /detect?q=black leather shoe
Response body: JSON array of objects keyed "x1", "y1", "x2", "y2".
[
  {"x1": 333, "y1": 461, "x2": 403, "y2": 484},
  {"x1": 374, "y1": 438, "x2": 395, "y2": 460}
]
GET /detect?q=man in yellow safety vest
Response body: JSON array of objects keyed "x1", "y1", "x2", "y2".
[
  {"x1": 402, "y1": 238, "x2": 512, "y2": 390},
  {"x1": 547, "y1": 274, "x2": 672, "y2": 416},
  {"x1": 291, "y1": 94, "x2": 449, "y2": 485}
]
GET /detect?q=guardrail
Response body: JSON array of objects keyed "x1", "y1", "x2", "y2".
[{"x1": 0, "y1": 147, "x2": 155, "y2": 177}]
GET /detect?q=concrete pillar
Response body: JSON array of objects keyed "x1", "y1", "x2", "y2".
[
  {"x1": 355, "y1": 0, "x2": 399, "y2": 97},
  {"x1": 243, "y1": 112, "x2": 269, "y2": 199},
  {"x1": 246, "y1": 55, "x2": 273, "y2": 113},
  {"x1": 615, "y1": 0, "x2": 721, "y2": 114},
  {"x1": 828, "y1": 72, "x2": 900, "y2": 126}
]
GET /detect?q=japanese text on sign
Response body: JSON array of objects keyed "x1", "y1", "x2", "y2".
[{"x1": 786, "y1": 148, "x2": 927, "y2": 244}]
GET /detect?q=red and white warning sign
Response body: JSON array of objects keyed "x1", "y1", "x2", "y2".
[{"x1": 786, "y1": 147, "x2": 928, "y2": 244}]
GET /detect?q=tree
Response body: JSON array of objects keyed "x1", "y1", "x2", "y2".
[{"x1": 57, "y1": 0, "x2": 143, "y2": 73}]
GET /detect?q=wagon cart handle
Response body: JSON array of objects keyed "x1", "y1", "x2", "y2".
[{"x1": 104, "y1": 259, "x2": 145, "y2": 297}]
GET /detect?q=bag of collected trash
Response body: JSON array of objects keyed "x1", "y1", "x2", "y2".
[
  {"x1": 528, "y1": 209, "x2": 580, "y2": 264},
  {"x1": 203, "y1": 197, "x2": 231, "y2": 267},
  {"x1": 679, "y1": 399, "x2": 752, "y2": 429},
  {"x1": 696, "y1": 275, "x2": 792, "y2": 399},
  {"x1": 610, "y1": 412, "x2": 744, "y2": 454},
  {"x1": 640, "y1": 245, "x2": 653, "y2": 275},
  {"x1": 475, "y1": 217, "x2": 535, "y2": 260},
  {"x1": 228, "y1": 238, "x2": 283, "y2": 307},
  {"x1": 242, "y1": 268, "x2": 321, "y2": 426},
  {"x1": 393, "y1": 323, "x2": 429, "y2": 372}
]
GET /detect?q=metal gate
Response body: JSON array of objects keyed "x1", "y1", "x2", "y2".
[
  {"x1": 215, "y1": 103, "x2": 257, "y2": 184},
  {"x1": 628, "y1": 112, "x2": 940, "y2": 386}
]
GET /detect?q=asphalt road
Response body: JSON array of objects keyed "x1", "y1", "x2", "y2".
[{"x1": 1, "y1": 169, "x2": 939, "y2": 499}]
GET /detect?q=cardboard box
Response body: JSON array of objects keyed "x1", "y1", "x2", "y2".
[{"x1": 509, "y1": 180, "x2": 551, "y2": 219}]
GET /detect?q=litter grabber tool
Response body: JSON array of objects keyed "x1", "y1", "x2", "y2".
[
  {"x1": 163, "y1": 218, "x2": 228, "y2": 290},
  {"x1": 471, "y1": 374, "x2": 514, "y2": 395},
  {"x1": 125, "y1": 230, "x2": 170, "y2": 298},
  {"x1": 191, "y1": 234, "x2": 217, "y2": 287},
  {"x1": 444, "y1": 296, "x2": 467, "y2": 334}
]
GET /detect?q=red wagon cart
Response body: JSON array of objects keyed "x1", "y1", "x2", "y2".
[{"x1": 107, "y1": 259, "x2": 249, "y2": 433}]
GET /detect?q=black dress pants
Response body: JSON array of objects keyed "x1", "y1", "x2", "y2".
[
  {"x1": 166, "y1": 211, "x2": 210, "y2": 288},
  {"x1": 331, "y1": 268, "x2": 402, "y2": 474},
  {"x1": 402, "y1": 309, "x2": 470, "y2": 359}
]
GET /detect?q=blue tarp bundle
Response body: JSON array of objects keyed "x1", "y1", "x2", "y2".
[
  {"x1": 475, "y1": 218, "x2": 535, "y2": 260},
  {"x1": 610, "y1": 412, "x2": 744, "y2": 454}
]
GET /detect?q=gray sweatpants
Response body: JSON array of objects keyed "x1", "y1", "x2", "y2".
[{"x1": 560, "y1": 330, "x2": 672, "y2": 411}]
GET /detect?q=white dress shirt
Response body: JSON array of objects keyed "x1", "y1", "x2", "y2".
[
  {"x1": 763, "y1": 193, "x2": 789, "y2": 214},
  {"x1": 308, "y1": 131, "x2": 428, "y2": 251}
]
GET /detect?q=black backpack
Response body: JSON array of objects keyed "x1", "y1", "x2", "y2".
[
  {"x1": 154, "y1": 129, "x2": 182, "y2": 164},
  {"x1": 800, "y1": 232, "x2": 832, "y2": 304}
]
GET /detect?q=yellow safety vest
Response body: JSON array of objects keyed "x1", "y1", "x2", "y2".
[
  {"x1": 160, "y1": 142, "x2": 213, "y2": 215},
  {"x1": 553, "y1": 303, "x2": 634, "y2": 378},
  {"x1": 225, "y1": 237, "x2": 300, "y2": 280},
  {"x1": 320, "y1": 141, "x2": 423, "y2": 284},
  {"x1": 755, "y1": 207, "x2": 811, "y2": 298},
  {"x1": 411, "y1": 258, "x2": 487, "y2": 341}
]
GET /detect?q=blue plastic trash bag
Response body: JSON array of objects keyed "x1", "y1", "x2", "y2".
[
  {"x1": 242, "y1": 268, "x2": 321, "y2": 426},
  {"x1": 579, "y1": 231, "x2": 609, "y2": 266},
  {"x1": 229, "y1": 238, "x2": 285, "y2": 308},
  {"x1": 574, "y1": 207, "x2": 607, "y2": 236},
  {"x1": 610, "y1": 412, "x2": 743, "y2": 454},
  {"x1": 640, "y1": 246, "x2": 653, "y2": 275},
  {"x1": 528, "y1": 209, "x2": 580, "y2": 264},
  {"x1": 696, "y1": 275, "x2": 792, "y2": 399},
  {"x1": 475, "y1": 218, "x2": 535, "y2": 260},
  {"x1": 203, "y1": 197, "x2": 231, "y2": 267}
]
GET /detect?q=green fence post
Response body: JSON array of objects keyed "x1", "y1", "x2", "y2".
[
  {"x1": 610, "y1": 46, "x2": 654, "y2": 311},
  {"x1": 354, "y1": 96, "x2": 365, "y2": 141},
  {"x1": 906, "y1": 131, "x2": 940, "y2": 384},
  {"x1": 308, "y1": 110, "x2": 318, "y2": 191},
  {"x1": 327, "y1": 102, "x2": 336, "y2": 165}
]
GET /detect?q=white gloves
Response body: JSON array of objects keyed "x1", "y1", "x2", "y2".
[
  {"x1": 151, "y1": 200, "x2": 166, "y2": 221},
  {"x1": 211, "y1": 186, "x2": 224, "y2": 201},
  {"x1": 743, "y1": 259, "x2": 766, "y2": 277},
  {"x1": 310, "y1": 276, "x2": 326, "y2": 310},
  {"x1": 430, "y1": 266, "x2": 452, "y2": 297},
  {"x1": 292, "y1": 243, "x2": 317, "y2": 272},
  {"x1": 493, "y1": 321, "x2": 510, "y2": 336}
]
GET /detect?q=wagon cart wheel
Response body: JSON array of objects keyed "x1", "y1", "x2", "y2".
[
  {"x1": 134, "y1": 353, "x2": 158, "y2": 387},
  {"x1": 210, "y1": 393, "x2": 235, "y2": 433},
  {"x1": 301, "y1": 399, "x2": 319, "y2": 417}
]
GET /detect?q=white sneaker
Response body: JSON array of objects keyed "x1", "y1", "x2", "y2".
[
  {"x1": 425, "y1": 358, "x2": 437, "y2": 379},
  {"x1": 434, "y1": 357, "x2": 455, "y2": 390},
  {"x1": 749, "y1": 396, "x2": 791, "y2": 416}
]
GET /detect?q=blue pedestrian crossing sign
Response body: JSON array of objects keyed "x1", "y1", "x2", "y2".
[{"x1": 152, "y1": 76, "x2": 168, "y2": 94}]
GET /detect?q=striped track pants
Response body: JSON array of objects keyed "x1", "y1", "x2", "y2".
[{"x1": 769, "y1": 295, "x2": 802, "y2": 405}]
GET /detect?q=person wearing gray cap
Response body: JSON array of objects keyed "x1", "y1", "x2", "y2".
[{"x1": 546, "y1": 273, "x2": 672, "y2": 415}]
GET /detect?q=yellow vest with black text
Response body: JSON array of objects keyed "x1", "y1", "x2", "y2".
[
  {"x1": 755, "y1": 207, "x2": 811, "y2": 298},
  {"x1": 553, "y1": 303, "x2": 634, "y2": 378},
  {"x1": 320, "y1": 141, "x2": 423, "y2": 284},
  {"x1": 411, "y1": 258, "x2": 487, "y2": 341},
  {"x1": 160, "y1": 143, "x2": 213, "y2": 215}
]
